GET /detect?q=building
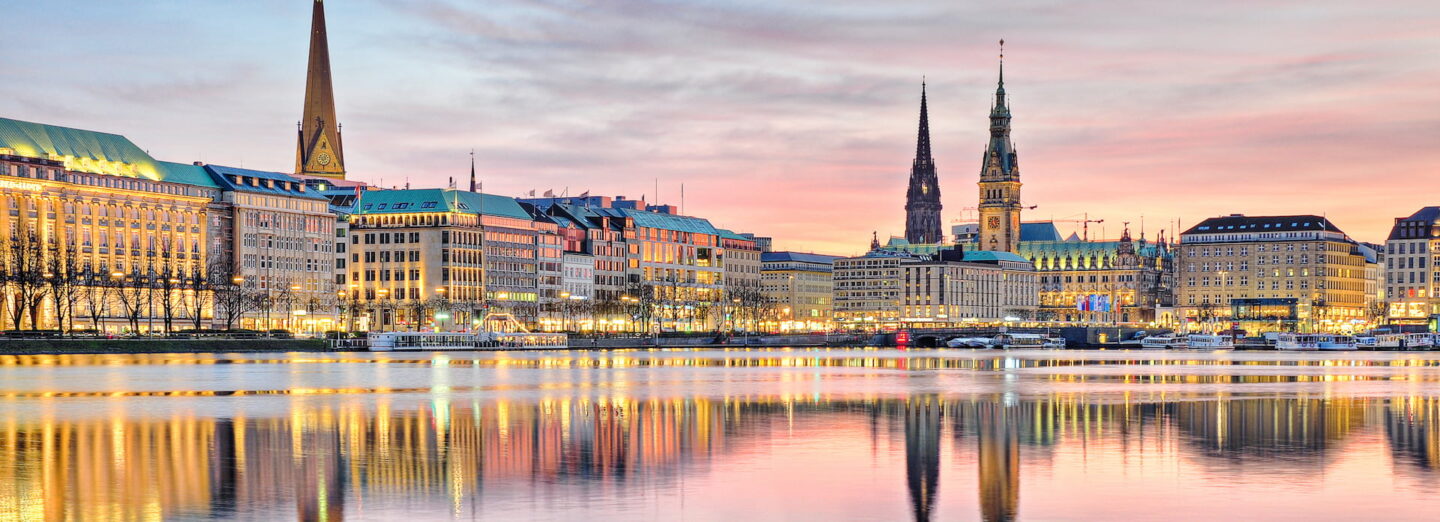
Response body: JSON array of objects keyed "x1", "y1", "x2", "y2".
[
  {"x1": 834, "y1": 247, "x2": 1038, "y2": 330},
  {"x1": 202, "y1": 165, "x2": 337, "y2": 333},
  {"x1": 1021, "y1": 225, "x2": 1174, "y2": 324},
  {"x1": 719, "y1": 229, "x2": 762, "y2": 294},
  {"x1": 978, "y1": 44, "x2": 1023, "y2": 254},
  {"x1": 1177, "y1": 214, "x2": 1372, "y2": 333},
  {"x1": 761, "y1": 252, "x2": 843, "y2": 331},
  {"x1": 904, "y1": 83, "x2": 944, "y2": 244},
  {"x1": 295, "y1": 0, "x2": 346, "y2": 180},
  {"x1": 0, "y1": 118, "x2": 221, "y2": 333},
  {"x1": 1383, "y1": 207, "x2": 1440, "y2": 326},
  {"x1": 346, "y1": 189, "x2": 549, "y2": 331}
]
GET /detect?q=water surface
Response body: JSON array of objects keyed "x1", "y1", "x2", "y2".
[{"x1": 2, "y1": 348, "x2": 1438, "y2": 521}]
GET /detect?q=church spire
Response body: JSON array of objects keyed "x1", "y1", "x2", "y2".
[
  {"x1": 915, "y1": 79, "x2": 932, "y2": 166},
  {"x1": 296, "y1": 0, "x2": 345, "y2": 179},
  {"x1": 904, "y1": 81, "x2": 943, "y2": 245},
  {"x1": 469, "y1": 149, "x2": 477, "y2": 192}
]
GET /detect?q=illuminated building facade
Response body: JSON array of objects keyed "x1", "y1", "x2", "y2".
[
  {"x1": 1022, "y1": 225, "x2": 1175, "y2": 324},
  {"x1": 0, "y1": 118, "x2": 220, "y2": 333},
  {"x1": 978, "y1": 43, "x2": 1023, "y2": 254},
  {"x1": 203, "y1": 165, "x2": 338, "y2": 333},
  {"x1": 1383, "y1": 207, "x2": 1440, "y2": 326},
  {"x1": 347, "y1": 189, "x2": 552, "y2": 329},
  {"x1": 719, "y1": 229, "x2": 762, "y2": 293},
  {"x1": 1177, "y1": 214, "x2": 1373, "y2": 332},
  {"x1": 761, "y1": 251, "x2": 842, "y2": 331},
  {"x1": 834, "y1": 247, "x2": 1037, "y2": 329}
]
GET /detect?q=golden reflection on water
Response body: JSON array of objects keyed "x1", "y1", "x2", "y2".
[{"x1": 3, "y1": 350, "x2": 1440, "y2": 520}]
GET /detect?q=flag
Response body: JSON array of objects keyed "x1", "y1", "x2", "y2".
[
  {"x1": 528, "y1": 189, "x2": 536, "y2": 197},
  {"x1": 543, "y1": 189, "x2": 555, "y2": 197},
  {"x1": 579, "y1": 190, "x2": 589, "y2": 198}
]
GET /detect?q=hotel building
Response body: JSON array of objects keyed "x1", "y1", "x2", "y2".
[
  {"x1": 834, "y1": 248, "x2": 1038, "y2": 330},
  {"x1": 1383, "y1": 207, "x2": 1440, "y2": 325},
  {"x1": 761, "y1": 252, "x2": 842, "y2": 331},
  {"x1": 1176, "y1": 214, "x2": 1373, "y2": 333}
]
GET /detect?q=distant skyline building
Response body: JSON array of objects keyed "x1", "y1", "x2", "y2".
[
  {"x1": 903, "y1": 82, "x2": 943, "y2": 245},
  {"x1": 978, "y1": 41, "x2": 1022, "y2": 254},
  {"x1": 295, "y1": 0, "x2": 346, "y2": 180}
]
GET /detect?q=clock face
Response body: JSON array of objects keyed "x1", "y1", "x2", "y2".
[
  {"x1": 316, "y1": 152, "x2": 332, "y2": 166},
  {"x1": 987, "y1": 217, "x2": 1000, "y2": 227},
  {"x1": 921, "y1": 184, "x2": 929, "y2": 195}
]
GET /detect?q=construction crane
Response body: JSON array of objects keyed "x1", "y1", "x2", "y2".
[
  {"x1": 1052, "y1": 213, "x2": 1104, "y2": 241},
  {"x1": 950, "y1": 203, "x2": 1039, "y2": 224}
]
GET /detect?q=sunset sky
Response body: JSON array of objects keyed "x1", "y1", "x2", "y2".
[{"x1": 3, "y1": 0, "x2": 1437, "y2": 254}]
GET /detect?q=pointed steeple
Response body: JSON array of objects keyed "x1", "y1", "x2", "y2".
[
  {"x1": 995, "y1": 39, "x2": 1006, "y2": 105},
  {"x1": 468, "y1": 149, "x2": 477, "y2": 192},
  {"x1": 915, "y1": 79, "x2": 933, "y2": 167},
  {"x1": 904, "y1": 80, "x2": 943, "y2": 245},
  {"x1": 296, "y1": 0, "x2": 345, "y2": 179}
]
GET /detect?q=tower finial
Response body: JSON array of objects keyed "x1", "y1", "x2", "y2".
[{"x1": 469, "y1": 149, "x2": 477, "y2": 192}]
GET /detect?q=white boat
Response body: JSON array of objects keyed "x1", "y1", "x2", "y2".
[
  {"x1": 1275, "y1": 333, "x2": 1341, "y2": 351},
  {"x1": 1354, "y1": 336, "x2": 1378, "y2": 349},
  {"x1": 367, "y1": 331, "x2": 567, "y2": 352},
  {"x1": 1140, "y1": 335, "x2": 1180, "y2": 350},
  {"x1": 1043, "y1": 337, "x2": 1067, "y2": 349},
  {"x1": 1184, "y1": 334, "x2": 1234, "y2": 350},
  {"x1": 1317, "y1": 335, "x2": 1357, "y2": 351},
  {"x1": 1374, "y1": 333, "x2": 1406, "y2": 349},
  {"x1": 994, "y1": 333, "x2": 1049, "y2": 349},
  {"x1": 1404, "y1": 333, "x2": 1436, "y2": 350},
  {"x1": 946, "y1": 337, "x2": 991, "y2": 348}
]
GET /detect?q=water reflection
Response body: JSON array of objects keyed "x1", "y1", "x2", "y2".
[{"x1": 3, "y1": 351, "x2": 1440, "y2": 520}]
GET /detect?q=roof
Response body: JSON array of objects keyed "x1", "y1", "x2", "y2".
[
  {"x1": 1389, "y1": 207, "x2": 1440, "y2": 240},
  {"x1": 0, "y1": 117, "x2": 214, "y2": 187},
  {"x1": 762, "y1": 252, "x2": 843, "y2": 264},
  {"x1": 716, "y1": 228, "x2": 753, "y2": 241},
  {"x1": 354, "y1": 189, "x2": 531, "y2": 220},
  {"x1": 204, "y1": 164, "x2": 325, "y2": 199},
  {"x1": 1020, "y1": 222, "x2": 1064, "y2": 242},
  {"x1": 619, "y1": 208, "x2": 720, "y2": 235},
  {"x1": 962, "y1": 250, "x2": 1031, "y2": 263},
  {"x1": 154, "y1": 161, "x2": 220, "y2": 189},
  {"x1": 1183, "y1": 214, "x2": 1342, "y2": 235}
]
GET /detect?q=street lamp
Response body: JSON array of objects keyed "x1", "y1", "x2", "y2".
[{"x1": 435, "y1": 287, "x2": 448, "y2": 331}]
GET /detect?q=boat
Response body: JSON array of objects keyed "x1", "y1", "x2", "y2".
[
  {"x1": 366, "y1": 331, "x2": 567, "y2": 352},
  {"x1": 946, "y1": 337, "x2": 993, "y2": 349},
  {"x1": 994, "y1": 333, "x2": 1049, "y2": 349},
  {"x1": 1139, "y1": 335, "x2": 1180, "y2": 350},
  {"x1": 1374, "y1": 333, "x2": 1406, "y2": 349},
  {"x1": 1317, "y1": 335, "x2": 1357, "y2": 351},
  {"x1": 1404, "y1": 333, "x2": 1436, "y2": 350},
  {"x1": 1184, "y1": 334, "x2": 1234, "y2": 350},
  {"x1": 1043, "y1": 337, "x2": 1067, "y2": 349},
  {"x1": 1354, "y1": 336, "x2": 1378, "y2": 349},
  {"x1": 1274, "y1": 333, "x2": 1326, "y2": 351}
]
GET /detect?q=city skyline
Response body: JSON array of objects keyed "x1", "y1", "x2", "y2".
[{"x1": 3, "y1": 1, "x2": 1438, "y2": 254}]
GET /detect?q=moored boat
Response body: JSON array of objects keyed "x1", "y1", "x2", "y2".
[
  {"x1": 1140, "y1": 335, "x2": 1180, "y2": 350},
  {"x1": 1184, "y1": 334, "x2": 1234, "y2": 350},
  {"x1": 367, "y1": 331, "x2": 567, "y2": 352}
]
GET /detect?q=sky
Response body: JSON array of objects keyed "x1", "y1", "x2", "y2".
[{"x1": 2, "y1": 0, "x2": 1437, "y2": 255}]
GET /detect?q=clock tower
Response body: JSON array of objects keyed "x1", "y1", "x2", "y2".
[
  {"x1": 295, "y1": 0, "x2": 346, "y2": 180},
  {"x1": 904, "y1": 82, "x2": 944, "y2": 244},
  {"x1": 978, "y1": 40, "x2": 1021, "y2": 253}
]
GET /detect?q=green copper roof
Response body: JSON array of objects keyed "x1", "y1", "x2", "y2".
[
  {"x1": 0, "y1": 117, "x2": 221, "y2": 189},
  {"x1": 620, "y1": 208, "x2": 720, "y2": 235},
  {"x1": 355, "y1": 189, "x2": 531, "y2": 220},
  {"x1": 962, "y1": 250, "x2": 1031, "y2": 263},
  {"x1": 154, "y1": 161, "x2": 220, "y2": 189}
]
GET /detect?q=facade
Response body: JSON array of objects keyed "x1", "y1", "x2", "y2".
[
  {"x1": 761, "y1": 252, "x2": 842, "y2": 331},
  {"x1": 719, "y1": 229, "x2": 762, "y2": 295},
  {"x1": 347, "y1": 189, "x2": 550, "y2": 331},
  {"x1": 1383, "y1": 207, "x2": 1440, "y2": 325},
  {"x1": 1176, "y1": 214, "x2": 1372, "y2": 333},
  {"x1": 1022, "y1": 226, "x2": 1174, "y2": 324},
  {"x1": 834, "y1": 248, "x2": 1037, "y2": 330},
  {"x1": 295, "y1": 0, "x2": 346, "y2": 180},
  {"x1": 904, "y1": 83, "x2": 944, "y2": 244},
  {"x1": 977, "y1": 47, "x2": 1022, "y2": 254},
  {"x1": 204, "y1": 165, "x2": 337, "y2": 333}
]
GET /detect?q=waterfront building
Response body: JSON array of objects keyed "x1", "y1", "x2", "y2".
[
  {"x1": 903, "y1": 83, "x2": 944, "y2": 244},
  {"x1": 719, "y1": 228, "x2": 762, "y2": 295},
  {"x1": 1176, "y1": 214, "x2": 1372, "y2": 333},
  {"x1": 761, "y1": 251, "x2": 843, "y2": 331},
  {"x1": 1021, "y1": 225, "x2": 1174, "y2": 324},
  {"x1": 833, "y1": 247, "x2": 1037, "y2": 330},
  {"x1": 295, "y1": 0, "x2": 346, "y2": 180},
  {"x1": 978, "y1": 43, "x2": 1023, "y2": 254},
  {"x1": 1383, "y1": 207, "x2": 1440, "y2": 326},
  {"x1": 0, "y1": 117, "x2": 221, "y2": 333},
  {"x1": 347, "y1": 189, "x2": 547, "y2": 331},
  {"x1": 202, "y1": 165, "x2": 337, "y2": 333}
]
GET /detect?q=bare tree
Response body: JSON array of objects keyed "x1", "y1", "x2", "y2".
[
  {"x1": 210, "y1": 257, "x2": 254, "y2": 330},
  {"x1": 182, "y1": 265, "x2": 210, "y2": 331},
  {"x1": 3, "y1": 225, "x2": 50, "y2": 330},
  {"x1": 155, "y1": 239, "x2": 180, "y2": 334},
  {"x1": 114, "y1": 269, "x2": 149, "y2": 334},
  {"x1": 45, "y1": 244, "x2": 81, "y2": 335}
]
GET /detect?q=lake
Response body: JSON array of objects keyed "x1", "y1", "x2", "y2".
[{"x1": 1, "y1": 348, "x2": 1438, "y2": 521}]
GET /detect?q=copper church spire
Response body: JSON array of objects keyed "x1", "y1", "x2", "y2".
[{"x1": 296, "y1": 0, "x2": 345, "y2": 179}]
